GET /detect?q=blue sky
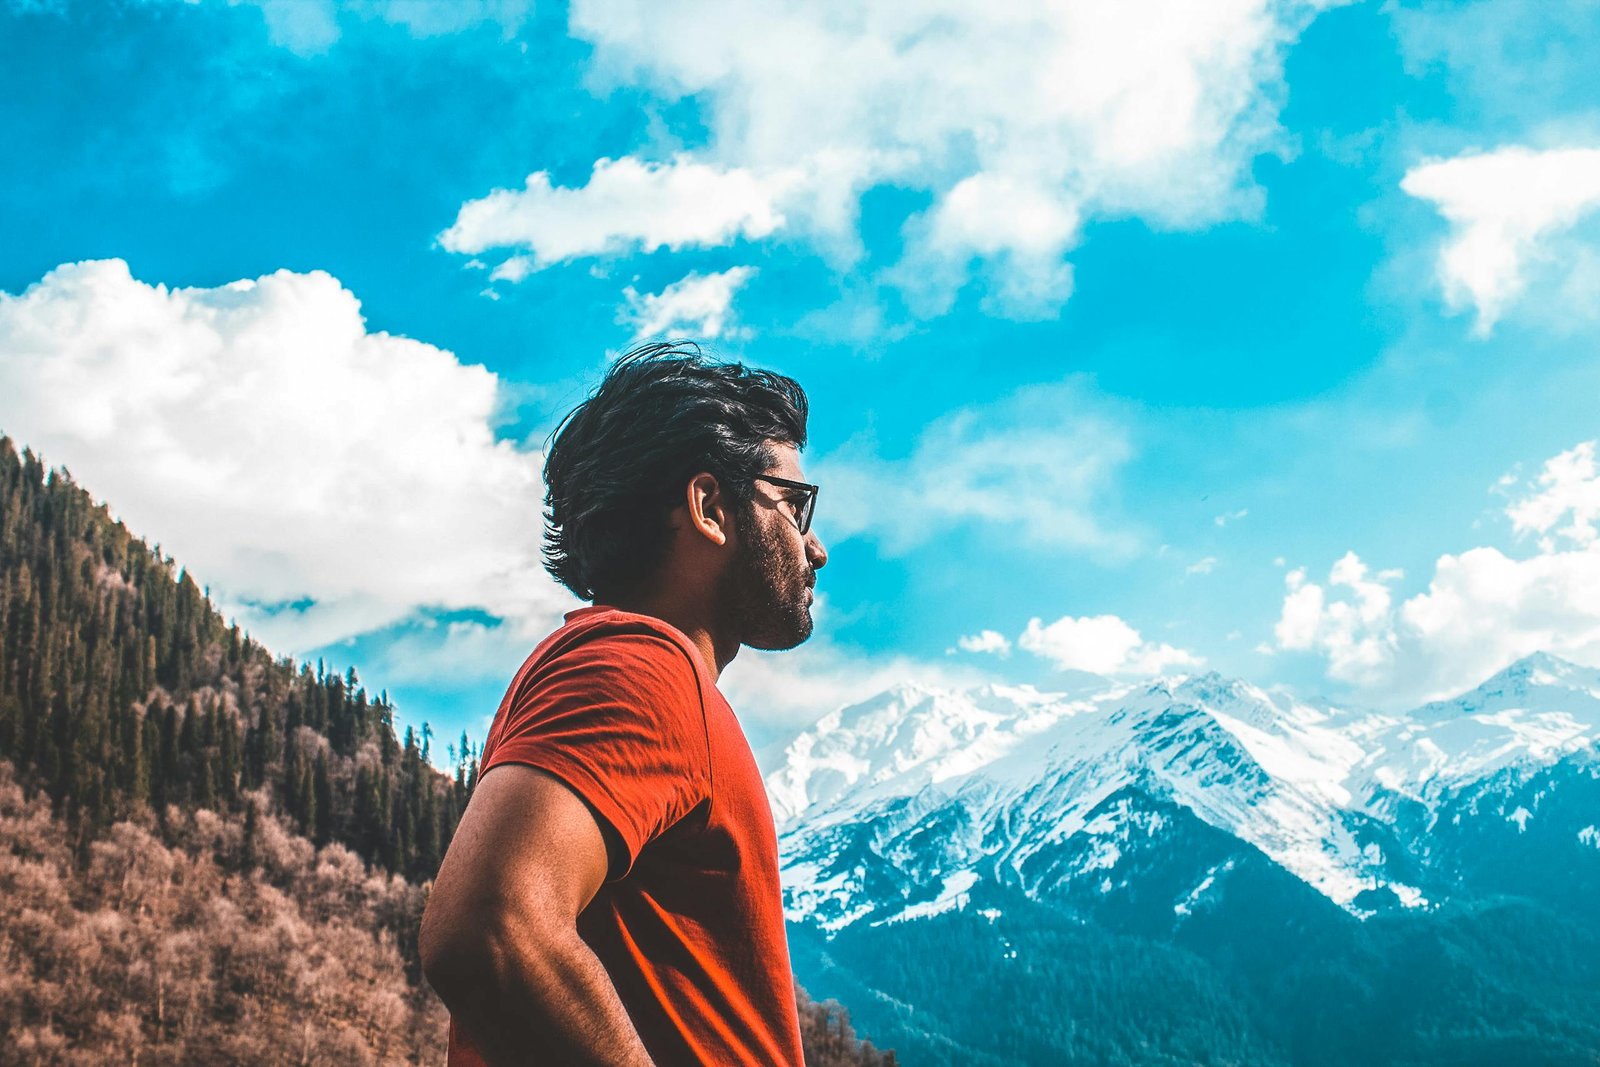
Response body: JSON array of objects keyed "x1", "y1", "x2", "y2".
[{"x1": 5, "y1": 0, "x2": 1600, "y2": 757}]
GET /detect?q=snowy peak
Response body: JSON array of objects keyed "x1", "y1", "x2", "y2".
[
  {"x1": 770, "y1": 653, "x2": 1600, "y2": 929},
  {"x1": 1347, "y1": 653, "x2": 1600, "y2": 803},
  {"x1": 1415, "y1": 652, "x2": 1600, "y2": 722},
  {"x1": 765, "y1": 682, "x2": 1085, "y2": 826}
]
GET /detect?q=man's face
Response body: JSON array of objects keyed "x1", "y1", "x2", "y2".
[{"x1": 722, "y1": 442, "x2": 827, "y2": 651}]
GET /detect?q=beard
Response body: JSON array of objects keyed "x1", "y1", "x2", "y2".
[{"x1": 723, "y1": 505, "x2": 815, "y2": 651}]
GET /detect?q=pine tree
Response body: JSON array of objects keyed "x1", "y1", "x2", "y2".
[{"x1": 312, "y1": 751, "x2": 333, "y2": 846}]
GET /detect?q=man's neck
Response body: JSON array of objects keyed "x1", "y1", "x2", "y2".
[{"x1": 597, "y1": 591, "x2": 739, "y2": 681}]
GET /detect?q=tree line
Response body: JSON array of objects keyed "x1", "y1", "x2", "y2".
[{"x1": 0, "y1": 436, "x2": 474, "y2": 885}]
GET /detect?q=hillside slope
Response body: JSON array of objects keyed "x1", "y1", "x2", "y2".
[{"x1": 0, "y1": 436, "x2": 893, "y2": 1066}]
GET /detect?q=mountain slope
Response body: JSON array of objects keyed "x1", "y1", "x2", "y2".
[
  {"x1": 771, "y1": 655, "x2": 1600, "y2": 1065},
  {"x1": 771, "y1": 657, "x2": 1600, "y2": 927}
]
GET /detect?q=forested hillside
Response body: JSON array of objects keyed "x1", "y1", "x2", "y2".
[
  {"x1": 0, "y1": 436, "x2": 892, "y2": 1065},
  {"x1": 0, "y1": 436, "x2": 467, "y2": 881}
]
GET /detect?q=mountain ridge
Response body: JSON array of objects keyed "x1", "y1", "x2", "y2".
[
  {"x1": 769, "y1": 650, "x2": 1600, "y2": 928},
  {"x1": 775, "y1": 652, "x2": 1600, "y2": 1066}
]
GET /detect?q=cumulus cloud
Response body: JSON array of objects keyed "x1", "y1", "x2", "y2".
[
  {"x1": 445, "y1": 0, "x2": 1335, "y2": 316},
  {"x1": 812, "y1": 379, "x2": 1139, "y2": 556},
  {"x1": 0, "y1": 259, "x2": 574, "y2": 657},
  {"x1": 1018, "y1": 613, "x2": 1202, "y2": 677},
  {"x1": 1401, "y1": 146, "x2": 1600, "y2": 334},
  {"x1": 1274, "y1": 554, "x2": 1404, "y2": 685},
  {"x1": 1186, "y1": 556, "x2": 1220, "y2": 576},
  {"x1": 1274, "y1": 440, "x2": 1600, "y2": 703},
  {"x1": 956, "y1": 630, "x2": 1013, "y2": 656},
  {"x1": 621, "y1": 266, "x2": 756, "y2": 341},
  {"x1": 439, "y1": 157, "x2": 794, "y2": 276}
]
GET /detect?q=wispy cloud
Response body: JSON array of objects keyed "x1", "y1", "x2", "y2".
[
  {"x1": 1402, "y1": 146, "x2": 1600, "y2": 334},
  {"x1": 956, "y1": 629, "x2": 1013, "y2": 656},
  {"x1": 621, "y1": 267, "x2": 756, "y2": 342},
  {"x1": 1391, "y1": 0, "x2": 1600, "y2": 126},
  {"x1": 440, "y1": 157, "x2": 794, "y2": 278},
  {"x1": 812, "y1": 379, "x2": 1140, "y2": 556},
  {"x1": 217, "y1": 0, "x2": 535, "y2": 56}
]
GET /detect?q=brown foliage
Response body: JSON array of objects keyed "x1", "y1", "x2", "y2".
[
  {"x1": 0, "y1": 761, "x2": 445, "y2": 1065},
  {"x1": 797, "y1": 986, "x2": 899, "y2": 1067}
]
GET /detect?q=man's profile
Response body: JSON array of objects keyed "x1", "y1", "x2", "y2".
[{"x1": 419, "y1": 342, "x2": 827, "y2": 1066}]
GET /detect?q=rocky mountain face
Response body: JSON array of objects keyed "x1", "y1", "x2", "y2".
[{"x1": 770, "y1": 656, "x2": 1600, "y2": 1065}]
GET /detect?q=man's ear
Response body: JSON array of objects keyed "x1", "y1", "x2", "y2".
[{"x1": 684, "y1": 472, "x2": 730, "y2": 547}]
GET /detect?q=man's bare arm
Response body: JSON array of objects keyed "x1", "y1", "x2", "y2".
[{"x1": 419, "y1": 764, "x2": 655, "y2": 1066}]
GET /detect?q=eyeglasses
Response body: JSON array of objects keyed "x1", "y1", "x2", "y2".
[{"x1": 753, "y1": 474, "x2": 819, "y2": 536}]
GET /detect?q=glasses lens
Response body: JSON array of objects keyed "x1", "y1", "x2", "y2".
[{"x1": 798, "y1": 488, "x2": 816, "y2": 535}]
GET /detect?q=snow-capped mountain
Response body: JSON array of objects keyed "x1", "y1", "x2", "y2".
[
  {"x1": 767, "y1": 653, "x2": 1600, "y2": 932},
  {"x1": 1349, "y1": 651, "x2": 1600, "y2": 805}
]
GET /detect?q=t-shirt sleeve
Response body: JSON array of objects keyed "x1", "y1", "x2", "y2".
[{"x1": 480, "y1": 628, "x2": 712, "y2": 877}]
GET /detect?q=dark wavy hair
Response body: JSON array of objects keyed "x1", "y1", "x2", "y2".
[{"x1": 542, "y1": 341, "x2": 810, "y2": 601}]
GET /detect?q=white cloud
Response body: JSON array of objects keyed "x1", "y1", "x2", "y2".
[
  {"x1": 1506, "y1": 439, "x2": 1600, "y2": 550},
  {"x1": 812, "y1": 379, "x2": 1138, "y2": 556},
  {"x1": 621, "y1": 266, "x2": 756, "y2": 341},
  {"x1": 464, "y1": 0, "x2": 1337, "y2": 317},
  {"x1": 1401, "y1": 146, "x2": 1600, "y2": 334},
  {"x1": 1273, "y1": 554, "x2": 1403, "y2": 685},
  {"x1": 0, "y1": 259, "x2": 574, "y2": 656},
  {"x1": 1018, "y1": 613, "x2": 1202, "y2": 677},
  {"x1": 1214, "y1": 508, "x2": 1248, "y2": 527},
  {"x1": 957, "y1": 629, "x2": 1013, "y2": 656},
  {"x1": 1274, "y1": 441, "x2": 1600, "y2": 703},
  {"x1": 1396, "y1": 544, "x2": 1600, "y2": 694},
  {"x1": 439, "y1": 157, "x2": 795, "y2": 275},
  {"x1": 1186, "y1": 556, "x2": 1220, "y2": 576},
  {"x1": 895, "y1": 172, "x2": 1080, "y2": 318}
]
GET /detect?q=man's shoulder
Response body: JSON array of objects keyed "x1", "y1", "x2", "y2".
[
  {"x1": 483, "y1": 606, "x2": 714, "y2": 766},
  {"x1": 538, "y1": 605, "x2": 705, "y2": 679}
]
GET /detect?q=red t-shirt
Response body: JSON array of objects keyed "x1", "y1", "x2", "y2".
[{"x1": 446, "y1": 605, "x2": 804, "y2": 1067}]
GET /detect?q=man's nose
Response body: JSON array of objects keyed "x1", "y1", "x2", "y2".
[{"x1": 805, "y1": 530, "x2": 828, "y2": 571}]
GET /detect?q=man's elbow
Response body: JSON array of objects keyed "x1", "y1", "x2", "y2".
[
  {"x1": 420, "y1": 900, "x2": 562, "y2": 1008},
  {"x1": 420, "y1": 902, "x2": 483, "y2": 1005}
]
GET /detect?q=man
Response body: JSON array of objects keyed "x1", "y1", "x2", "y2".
[{"x1": 419, "y1": 342, "x2": 828, "y2": 1066}]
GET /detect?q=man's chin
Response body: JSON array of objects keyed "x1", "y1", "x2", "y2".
[{"x1": 742, "y1": 608, "x2": 814, "y2": 652}]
